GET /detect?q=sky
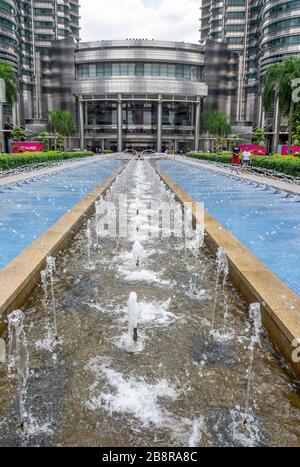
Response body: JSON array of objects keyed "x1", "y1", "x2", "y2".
[{"x1": 80, "y1": 0, "x2": 201, "y2": 44}]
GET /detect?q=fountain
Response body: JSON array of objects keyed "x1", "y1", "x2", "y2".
[
  {"x1": 127, "y1": 292, "x2": 140, "y2": 343},
  {"x1": 86, "y1": 219, "x2": 95, "y2": 270},
  {"x1": 192, "y1": 274, "x2": 198, "y2": 295},
  {"x1": 1, "y1": 159, "x2": 299, "y2": 447},
  {"x1": 95, "y1": 197, "x2": 104, "y2": 247},
  {"x1": 0, "y1": 337, "x2": 6, "y2": 363},
  {"x1": 211, "y1": 247, "x2": 229, "y2": 333},
  {"x1": 8, "y1": 310, "x2": 29, "y2": 431},
  {"x1": 41, "y1": 256, "x2": 58, "y2": 341},
  {"x1": 244, "y1": 303, "x2": 262, "y2": 421},
  {"x1": 131, "y1": 241, "x2": 145, "y2": 267}
]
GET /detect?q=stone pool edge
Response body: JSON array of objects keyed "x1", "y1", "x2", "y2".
[
  {"x1": 154, "y1": 163, "x2": 300, "y2": 379},
  {"x1": 0, "y1": 163, "x2": 125, "y2": 332}
]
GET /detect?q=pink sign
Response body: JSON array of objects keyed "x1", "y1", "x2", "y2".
[
  {"x1": 11, "y1": 141, "x2": 44, "y2": 154},
  {"x1": 240, "y1": 145, "x2": 267, "y2": 156},
  {"x1": 281, "y1": 146, "x2": 300, "y2": 156}
]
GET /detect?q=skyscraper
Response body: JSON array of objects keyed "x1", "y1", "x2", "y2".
[
  {"x1": 0, "y1": 1, "x2": 80, "y2": 125},
  {"x1": 200, "y1": 0, "x2": 300, "y2": 129}
]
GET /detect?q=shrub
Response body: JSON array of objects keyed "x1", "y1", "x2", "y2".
[
  {"x1": 186, "y1": 152, "x2": 232, "y2": 164},
  {"x1": 251, "y1": 155, "x2": 300, "y2": 177},
  {"x1": 0, "y1": 151, "x2": 94, "y2": 170}
]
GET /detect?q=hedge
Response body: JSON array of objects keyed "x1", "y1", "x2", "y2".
[
  {"x1": 186, "y1": 152, "x2": 300, "y2": 178},
  {"x1": 186, "y1": 152, "x2": 232, "y2": 164},
  {"x1": 0, "y1": 151, "x2": 95, "y2": 171}
]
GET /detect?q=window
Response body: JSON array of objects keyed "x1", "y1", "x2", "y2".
[
  {"x1": 263, "y1": 34, "x2": 300, "y2": 50},
  {"x1": 152, "y1": 63, "x2": 160, "y2": 76},
  {"x1": 77, "y1": 62, "x2": 202, "y2": 81},
  {"x1": 264, "y1": 17, "x2": 300, "y2": 34},
  {"x1": 266, "y1": 1, "x2": 300, "y2": 17},
  {"x1": 227, "y1": 0, "x2": 245, "y2": 4},
  {"x1": 112, "y1": 63, "x2": 120, "y2": 75}
]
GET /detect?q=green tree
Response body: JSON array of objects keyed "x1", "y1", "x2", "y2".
[
  {"x1": 252, "y1": 128, "x2": 265, "y2": 146},
  {"x1": 37, "y1": 132, "x2": 49, "y2": 152},
  {"x1": 202, "y1": 111, "x2": 231, "y2": 152},
  {"x1": 47, "y1": 110, "x2": 75, "y2": 150},
  {"x1": 0, "y1": 63, "x2": 17, "y2": 106},
  {"x1": 12, "y1": 125, "x2": 26, "y2": 142},
  {"x1": 56, "y1": 134, "x2": 64, "y2": 151},
  {"x1": 262, "y1": 57, "x2": 300, "y2": 152}
]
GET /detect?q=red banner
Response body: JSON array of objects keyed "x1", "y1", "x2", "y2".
[
  {"x1": 11, "y1": 141, "x2": 44, "y2": 154},
  {"x1": 240, "y1": 145, "x2": 267, "y2": 156},
  {"x1": 281, "y1": 146, "x2": 300, "y2": 156}
]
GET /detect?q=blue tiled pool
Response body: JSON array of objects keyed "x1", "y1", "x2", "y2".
[
  {"x1": 157, "y1": 159, "x2": 300, "y2": 296},
  {"x1": 0, "y1": 159, "x2": 122, "y2": 270}
]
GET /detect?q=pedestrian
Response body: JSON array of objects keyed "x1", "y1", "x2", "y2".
[
  {"x1": 232, "y1": 142, "x2": 241, "y2": 168},
  {"x1": 242, "y1": 146, "x2": 252, "y2": 168}
]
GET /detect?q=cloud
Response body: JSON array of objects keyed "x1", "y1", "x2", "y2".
[{"x1": 80, "y1": 0, "x2": 200, "y2": 44}]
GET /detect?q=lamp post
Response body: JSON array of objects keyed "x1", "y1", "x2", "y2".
[{"x1": 0, "y1": 79, "x2": 6, "y2": 153}]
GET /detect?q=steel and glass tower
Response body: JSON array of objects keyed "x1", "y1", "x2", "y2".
[
  {"x1": 20, "y1": 0, "x2": 80, "y2": 122},
  {"x1": 200, "y1": 0, "x2": 257, "y2": 123},
  {"x1": 200, "y1": 0, "x2": 300, "y2": 128},
  {"x1": 0, "y1": 1, "x2": 80, "y2": 124}
]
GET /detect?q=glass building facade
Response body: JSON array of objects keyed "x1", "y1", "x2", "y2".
[
  {"x1": 78, "y1": 62, "x2": 202, "y2": 81},
  {"x1": 72, "y1": 40, "x2": 208, "y2": 153}
]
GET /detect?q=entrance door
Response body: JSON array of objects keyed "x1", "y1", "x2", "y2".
[{"x1": 125, "y1": 142, "x2": 155, "y2": 152}]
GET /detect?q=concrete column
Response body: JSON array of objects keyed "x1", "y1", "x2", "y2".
[
  {"x1": 101, "y1": 138, "x2": 105, "y2": 153},
  {"x1": 79, "y1": 100, "x2": 85, "y2": 150},
  {"x1": 174, "y1": 139, "x2": 178, "y2": 154},
  {"x1": 117, "y1": 94, "x2": 123, "y2": 153},
  {"x1": 257, "y1": 92, "x2": 265, "y2": 130},
  {"x1": 0, "y1": 102, "x2": 4, "y2": 153},
  {"x1": 34, "y1": 52, "x2": 42, "y2": 120},
  {"x1": 262, "y1": 109, "x2": 265, "y2": 129},
  {"x1": 257, "y1": 93, "x2": 262, "y2": 127},
  {"x1": 12, "y1": 103, "x2": 18, "y2": 127},
  {"x1": 194, "y1": 99, "x2": 201, "y2": 152},
  {"x1": 273, "y1": 92, "x2": 280, "y2": 154},
  {"x1": 157, "y1": 95, "x2": 162, "y2": 153}
]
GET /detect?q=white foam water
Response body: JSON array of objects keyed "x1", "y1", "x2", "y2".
[
  {"x1": 85, "y1": 358, "x2": 178, "y2": 428},
  {"x1": 24, "y1": 414, "x2": 54, "y2": 439},
  {"x1": 134, "y1": 299, "x2": 177, "y2": 326},
  {"x1": 210, "y1": 329, "x2": 236, "y2": 343},
  {"x1": 188, "y1": 417, "x2": 206, "y2": 447},
  {"x1": 131, "y1": 241, "x2": 146, "y2": 267},
  {"x1": 127, "y1": 292, "x2": 140, "y2": 336},
  {"x1": 7, "y1": 310, "x2": 29, "y2": 428},
  {"x1": 112, "y1": 332, "x2": 146, "y2": 354},
  {"x1": 229, "y1": 408, "x2": 262, "y2": 447},
  {"x1": 122, "y1": 268, "x2": 174, "y2": 286},
  {"x1": 245, "y1": 303, "x2": 262, "y2": 417}
]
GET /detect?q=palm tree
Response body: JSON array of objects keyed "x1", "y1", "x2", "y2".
[
  {"x1": 47, "y1": 110, "x2": 75, "y2": 150},
  {"x1": 202, "y1": 110, "x2": 231, "y2": 152},
  {"x1": 0, "y1": 63, "x2": 17, "y2": 106},
  {"x1": 262, "y1": 57, "x2": 300, "y2": 152}
]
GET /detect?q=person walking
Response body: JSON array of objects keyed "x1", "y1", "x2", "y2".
[
  {"x1": 232, "y1": 142, "x2": 241, "y2": 169},
  {"x1": 242, "y1": 146, "x2": 252, "y2": 169}
]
